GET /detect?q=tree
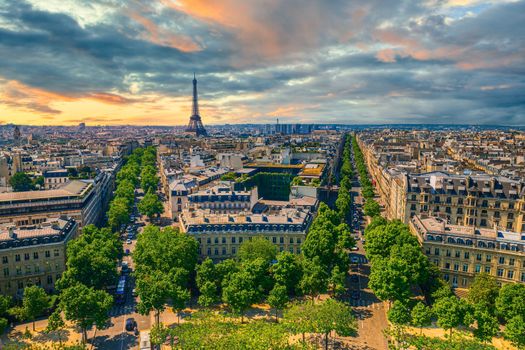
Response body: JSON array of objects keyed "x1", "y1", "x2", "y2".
[
  {"x1": 389, "y1": 243, "x2": 430, "y2": 285},
  {"x1": 45, "y1": 309, "x2": 66, "y2": 346},
  {"x1": 11, "y1": 286, "x2": 49, "y2": 331},
  {"x1": 495, "y1": 283, "x2": 525, "y2": 322},
  {"x1": 312, "y1": 299, "x2": 357, "y2": 350},
  {"x1": 32, "y1": 176, "x2": 44, "y2": 188},
  {"x1": 141, "y1": 165, "x2": 159, "y2": 194},
  {"x1": 0, "y1": 295, "x2": 12, "y2": 334},
  {"x1": 135, "y1": 269, "x2": 176, "y2": 326},
  {"x1": 504, "y1": 316, "x2": 525, "y2": 349},
  {"x1": 196, "y1": 258, "x2": 220, "y2": 307},
  {"x1": 411, "y1": 302, "x2": 433, "y2": 334},
  {"x1": 238, "y1": 237, "x2": 277, "y2": 265},
  {"x1": 328, "y1": 265, "x2": 346, "y2": 297},
  {"x1": 433, "y1": 296, "x2": 467, "y2": 340},
  {"x1": 368, "y1": 257, "x2": 411, "y2": 304},
  {"x1": 222, "y1": 270, "x2": 257, "y2": 323},
  {"x1": 9, "y1": 172, "x2": 34, "y2": 191},
  {"x1": 271, "y1": 252, "x2": 302, "y2": 295},
  {"x1": 469, "y1": 308, "x2": 499, "y2": 344},
  {"x1": 221, "y1": 172, "x2": 237, "y2": 181},
  {"x1": 150, "y1": 322, "x2": 169, "y2": 347},
  {"x1": 299, "y1": 257, "x2": 328, "y2": 300},
  {"x1": 268, "y1": 284, "x2": 288, "y2": 322},
  {"x1": 108, "y1": 197, "x2": 130, "y2": 231},
  {"x1": 138, "y1": 191, "x2": 163, "y2": 221},
  {"x1": 388, "y1": 301, "x2": 411, "y2": 326},
  {"x1": 284, "y1": 302, "x2": 316, "y2": 345},
  {"x1": 467, "y1": 273, "x2": 499, "y2": 312},
  {"x1": 363, "y1": 199, "x2": 380, "y2": 217},
  {"x1": 60, "y1": 283, "x2": 112, "y2": 344}
]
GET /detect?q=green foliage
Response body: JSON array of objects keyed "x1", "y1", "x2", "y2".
[
  {"x1": 469, "y1": 308, "x2": 499, "y2": 343},
  {"x1": 134, "y1": 225, "x2": 197, "y2": 324},
  {"x1": 140, "y1": 165, "x2": 158, "y2": 194},
  {"x1": 432, "y1": 296, "x2": 468, "y2": 339},
  {"x1": 238, "y1": 236, "x2": 277, "y2": 265},
  {"x1": 299, "y1": 256, "x2": 328, "y2": 299},
  {"x1": 368, "y1": 256, "x2": 411, "y2": 303},
  {"x1": 388, "y1": 301, "x2": 411, "y2": 326},
  {"x1": 391, "y1": 333, "x2": 496, "y2": 350},
  {"x1": 59, "y1": 283, "x2": 112, "y2": 344},
  {"x1": 363, "y1": 198, "x2": 380, "y2": 217},
  {"x1": 504, "y1": 316, "x2": 525, "y2": 349},
  {"x1": 108, "y1": 196, "x2": 131, "y2": 231},
  {"x1": 138, "y1": 191, "x2": 163, "y2": 220},
  {"x1": 271, "y1": 251, "x2": 302, "y2": 295},
  {"x1": 268, "y1": 284, "x2": 288, "y2": 321},
  {"x1": 221, "y1": 172, "x2": 238, "y2": 181},
  {"x1": 411, "y1": 302, "x2": 433, "y2": 332},
  {"x1": 196, "y1": 258, "x2": 220, "y2": 307},
  {"x1": 149, "y1": 322, "x2": 169, "y2": 346},
  {"x1": 222, "y1": 270, "x2": 258, "y2": 321},
  {"x1": 0, "y1": 294, "x2": 12, "y2": 334},
  {"x1": 467, "y1": 273, "x2": 500, "y2": 313},
  {"x1": 11, "y1": 286, "x2": 49, "y2": 330},
  {"x1": 58, "y1": 225, "x2": 122, "y2": 290},
  {"x1": 9, "y1": 172, "x2": 35, "y2": 191},
  {"x1": 495, "y1": 283, "x2": 525, "y2": 322},
  {"x1": 328, "y1": 265, "x2": 346, "y2": 297}
]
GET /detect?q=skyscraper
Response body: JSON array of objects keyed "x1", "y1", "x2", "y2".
[{"x1": 185, "y1": 73, "x2": 207, "y2": 137}]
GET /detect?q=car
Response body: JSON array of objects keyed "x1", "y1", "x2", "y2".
[
  {"x1": 132, "y1": 288, "x2": 137, "y2": 297},
  {"x1": 350, "y1": 256, "x2": 360, "y2": 264},
  {"x1": 350, "y1": 246, "x2": 359, "y2": 251},
  {"x1": 351, "y1": 291, "x2": 360, "y2": 300},
  {"x1": 350, "y1": 275, "x2": 359, "y2": 283},
  {"x1": 125, "y1": 318, "x2": 137, "y2": 331},
  {"x1": 125, "y1": 249, "x2": 130, "y2": 255},
  {"x1": 126, "y1": 239, "x2": 132, "y2": 244},
  {"x1": 361, "y1": 238, "x2": 366, "y2": 243}
]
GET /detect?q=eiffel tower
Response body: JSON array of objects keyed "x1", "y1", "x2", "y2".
[{"x1": 185, "y1": 73, "x2": 207, "y2": 136}]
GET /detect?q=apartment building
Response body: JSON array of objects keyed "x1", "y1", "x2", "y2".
[
  {"x1": 410, "y1": 215, "x2": 525, "y2": 288},
  {"x1": 0, "y1": 217, "x2": 78, "y2": 297},
  {"x1": 0, "y1": 173, "x2": 114, "y2": 228},
  {"x1": 180, "y1": 208, "x2": 312, "y2": 261},
  {"x1": 187, "y1": 185, "x2": 258, "y2": 213}
]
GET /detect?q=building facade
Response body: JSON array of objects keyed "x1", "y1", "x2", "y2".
[
  {"x1": 410, "y1": 215, "x2": 525, "y2": 288},
  {"x1": 0, "y1": 217, "x2": 78, "y2": 297}
]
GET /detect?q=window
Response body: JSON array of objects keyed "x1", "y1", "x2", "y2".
[
  {"x1": 272, "y1": 237, "x2": 277, "y2": 244},
  {"x1": 214, "y1": 248, "x2": 219, "y2": 255},
  {"x1": 24, "y1": 253, "x2": 30, "y2": 261},
  {"x1": 214, "y1": 237, "x2": 219, "y2": 244},
  {"x1": 47, "y1": 275, "x2": 52, "y2": 284},
  {"x1": 207, "y1": 248, "x2": 211, "y2": 255},
  {"x1": 475, "y1": 265, "x2": 481, "y2": 273},
  {"x1": 239, "y1": 237, "x2": 243, "y2": 243},
  {"x1": 485, "y1": 266, "x2": 491, "y2": 273},
  {"x1": 509, "y1": 258, "x2": 515, "y2": 266},
  {"x1": 279, "y1": 237, "x2": 284, "y2": 244},
  {"x1": 15, "y1": 254, "x2": 20, "y2": 262},
  {"x1": 425, "y1": 247, "x2": 431, "y2": 255},
  {"x1": 297, "y1": 238, "x2": 301, "y2": 244},
  {"x1": 232, "y1": 247, "x2": 236, "y2": 254},
  {"x1": 222, "y1": 248, "x2": 226, "y2": 255},
  {"x1": 33, "y1": 252, "x2": 39, "y2": 260},
  {"x1": 453, "y1": 263, "x2": 459, "y2": 271},
  {"x1": 231, "y1": 237, "x2": 236, "y2": 244},
  {"x1": 445, "y1": 262, "x2": 450, "y2": 270},
  {"x1": 222, "y1": 237, "x2": 226, "y2": 244},
  {"x1": 499, "y1": 257, "x2": 505, "y2": 265},
  {"x1": 464, "y1": 252, "x2": 470, "y2": 259},
  {"x1": 462, "y1": 278, "x2": 467, "y2": 287},
  {"x1": 3, "y1": 268, "x2": 9, "y2": 277},
  {"x1": 507, "y1": 271, "x2": 514, "y2": 279},
  {"x1": 53, "y1": 249, "x2": 59, "y2": 257},
  {"x1": 455, "y1": 250, "x2": 460, "y2": 258},
  {"x1": 521, "y1": 272, "x2": 525, "y2": 283},
  {"x1": 1, "y1": 257, "x2": 7, "y2": 264},
  {"x1": 443, "y1": 274, "x2": 449, "y2": 281},
  {"x1": 290, "y1": 238, "x2": 294, "y2": 244},
  {"x1": 435, "y1": 248, "x2": 440, "y2": 256},
  {"x1": 462, "y1": 264, "x2": 468, "y2": 272},
  {"x1": 497, "y1": 268, "x2": 504, "y2": 277},
  {"x1": 476, "y1": 254, "x2": 482, "y2": 261},
  {"x1": 207, "y1": 238, "x2": 211, "y2": 244},
  {"x1": 45, "y1": 251, "x2": 50, "y2": 258},
  {"x1": 486, "y1": 255, "x2": 492, "y2": 263}
]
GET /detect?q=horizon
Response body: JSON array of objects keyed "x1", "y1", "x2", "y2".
[{"x1": 1, "y1": 1, "x2": 524, "y2": 126}]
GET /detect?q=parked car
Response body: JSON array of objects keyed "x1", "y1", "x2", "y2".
[
  {"x1": 351, "y1": 291, "x2": 360, "y2": 300},
  {"x1": 350, "y1": 246, "x2": 359, "y2": 251},
  {"x1": 350, "y1": 256, "x2": 360, "y2": 264},
  {"x1": 350, "y1": 274, "x2": 359, "y2": 283},
  {"x1": 125, "y1": 249, "x2": 130, "y2": 255},
  {"x1": 126, "y1": 239, "x2": 132, "y2": 245},
  {"x1": 125, "y1": 318, "x2": 137, "y2": 331}
]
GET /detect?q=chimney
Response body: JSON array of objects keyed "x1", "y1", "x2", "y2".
[{"x1": 8, "y1": 226, "x2": 16, "y2": 239}]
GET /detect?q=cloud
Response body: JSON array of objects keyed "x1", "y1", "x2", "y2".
[{"x1": 0, "y1": 0, "x2": 524, "y2": 125}]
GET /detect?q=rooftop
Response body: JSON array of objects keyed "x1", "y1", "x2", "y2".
[{"x1": 0, "y1": 180, "x2": 92, "y2": 203}]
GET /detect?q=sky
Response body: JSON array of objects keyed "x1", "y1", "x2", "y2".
[{"x1": 0, "y1": 0, "x2": 524, "y2": 126}]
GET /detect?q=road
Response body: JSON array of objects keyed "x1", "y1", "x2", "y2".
[{"x1": 344, "y1": 153, "x2": 389, "y2": 350}]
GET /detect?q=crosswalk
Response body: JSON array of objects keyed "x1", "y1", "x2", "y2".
[
  {"x1": 108, "y1": 303, "x2": 135, "y2": 317},
  {"x1": 350, "y1": 256, "x2": 368, "y2": 264}
]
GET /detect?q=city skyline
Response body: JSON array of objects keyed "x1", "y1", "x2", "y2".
[{"x1": 1, "y1": 1, "x2": 524, "y2": 126}]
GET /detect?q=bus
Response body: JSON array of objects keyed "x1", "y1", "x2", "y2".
[{"x1": 115, "y1": 275, "x2": 127, "y2": 304}]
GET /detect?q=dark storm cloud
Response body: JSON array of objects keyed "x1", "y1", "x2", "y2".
[{"x1": 0, "y1": 0, "x2": 524, "y2": 124}]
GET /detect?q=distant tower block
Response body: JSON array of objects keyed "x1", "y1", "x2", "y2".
[
  {"x1": 185, "y1": 73, "x2": 207, "y2": 137},
  {"x1": 13, "y1": 126, "x2": 21, "y2": 141}
]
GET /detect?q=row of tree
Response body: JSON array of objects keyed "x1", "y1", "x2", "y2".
[
  {"x1": 335, "y1": 136, "x2": 353, "y2": 221},
  {"x1": 351, "y1": 136, "x2": 381, "y2": 218}
]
